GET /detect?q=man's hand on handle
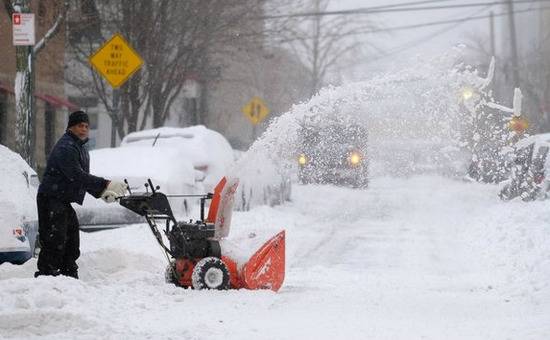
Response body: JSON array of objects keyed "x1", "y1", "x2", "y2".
[{"x1": 101, "y1": 181, "x2": 128, "y2": 203}]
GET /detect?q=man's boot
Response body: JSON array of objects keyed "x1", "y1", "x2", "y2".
[
  {"x1": 34, "y1": 269, "x2": 60, "y2": 278},
  {"x1": 60, "y1": 269, "x2": 79, "y2": 279}
]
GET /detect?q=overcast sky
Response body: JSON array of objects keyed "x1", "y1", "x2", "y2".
[{"x1": 326, "y1": 0, "x2": 545, "y2": 80}]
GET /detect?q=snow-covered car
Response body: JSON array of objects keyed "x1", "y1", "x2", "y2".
[
  {"x1": 74, "y1": 146, "x2": 197, "y2": 231},
  {"x1": 499, "y1": 133, "x2": 550, "y2": 201},
  {"x1": 0, "y1": 145, "x2": 39, "y2": 265},
  {"x1": 296, "y1": 123, "x2": 369, "y2": 188},
  {"x1": 120, "y1": 126, "x2": 234, "y2": 193}
]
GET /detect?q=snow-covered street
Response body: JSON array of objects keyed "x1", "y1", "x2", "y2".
[
  {"x1": 1, "y1": 175, "x2": 549, "y2": 339},
  {"x1": 3, "y1": 0, "x2": 550, "y2": 338}
]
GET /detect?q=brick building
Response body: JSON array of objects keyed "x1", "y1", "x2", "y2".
[{"x1": 0, "y1": 1, "x2": 76, "y2": 171}]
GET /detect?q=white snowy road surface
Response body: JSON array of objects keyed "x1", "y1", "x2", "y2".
[{"x1": 1, "y1": 175, "x2": 549, "y2": 339}]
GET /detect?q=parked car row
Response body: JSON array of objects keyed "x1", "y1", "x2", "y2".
[
  {"x1": 76, "y1": 125, "x2": 293, "y2": 228},
  {"x1": 75, "y1": 126, "x2": 234, "y2": 230}
]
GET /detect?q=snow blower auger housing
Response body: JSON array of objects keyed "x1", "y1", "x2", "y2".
[{"x1": 119, "y1": 177, "x2": 285, "y2": 291}]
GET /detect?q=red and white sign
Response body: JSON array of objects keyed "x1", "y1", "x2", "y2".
[{"x1": 12, "y1": 13, "x2": 35, "y2": 46}]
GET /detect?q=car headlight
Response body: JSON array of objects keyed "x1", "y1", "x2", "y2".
[
  {"x1": 348, "y1": 151, "x2": 362, "y2": 166},
  {"x1": 298, "y1": 154, "x2": 308, "y2": 166}
]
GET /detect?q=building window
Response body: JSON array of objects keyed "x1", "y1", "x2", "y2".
[{"x1": 88, "y1": 112, "x2": 98, "y2": 130}]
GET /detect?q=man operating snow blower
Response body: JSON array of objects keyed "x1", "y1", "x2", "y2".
[{"x1": 34, "y1": 111, "x2": 127, "y2": 279}]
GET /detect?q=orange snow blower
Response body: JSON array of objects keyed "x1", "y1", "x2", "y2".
[{"x1": 119, "y1": 177, "x2": 285, "y2": 291}]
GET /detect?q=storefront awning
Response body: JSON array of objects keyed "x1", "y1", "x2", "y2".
[
  {"x1": 0, "y1": 82, "x2": 78, "y2": 110},
  {"x1": 35, "y1": 93, "x2": 79, "y2": 111}
]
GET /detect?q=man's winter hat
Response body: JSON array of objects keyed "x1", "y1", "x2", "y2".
[{"x1": 67, "y1": 110, "x2": 89, "y2": 128}]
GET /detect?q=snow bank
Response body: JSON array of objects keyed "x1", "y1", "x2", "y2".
[{"x1": 1, "y1": 175, "x2": 549, "y2": 339}]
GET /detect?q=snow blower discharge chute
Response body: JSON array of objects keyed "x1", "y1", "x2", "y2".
[{"x1": 118, "y1": 177, "x2": 285, "y2": 291}]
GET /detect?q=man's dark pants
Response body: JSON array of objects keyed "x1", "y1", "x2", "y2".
[{"x1": 36, "y1": 193, "x2": 80, "y2": 278}]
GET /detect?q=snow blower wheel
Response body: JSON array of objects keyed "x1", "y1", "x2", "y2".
[
  {"x1": 192, "y1": 257, "x2": 230, "y2": 290},
  {"x1": 164, "y1": 260, "x2": 180, "y2": 286}
]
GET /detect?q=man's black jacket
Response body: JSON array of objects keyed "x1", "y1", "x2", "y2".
[{"x1": 38, "y1": 131, "x2": 108, "y2": 205}]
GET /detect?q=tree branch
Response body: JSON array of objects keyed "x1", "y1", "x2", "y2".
[{"x1": 34, "y1": 0, "x2": 69, "y2": 55}]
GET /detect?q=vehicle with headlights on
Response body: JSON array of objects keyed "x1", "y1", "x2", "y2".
[{"x1": 296, "y1": 123, "x2": 368, "y2": 188}]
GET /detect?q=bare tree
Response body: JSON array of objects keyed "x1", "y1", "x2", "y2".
[
  {"x1": 3, "y1": 0, "x2": 69, "y2": 166},
  {"x1": 466, "y1": 28, "x2": 550, "y2": 134},
  {"x1": 66, "y1": 0, "x2": 269, "y2": 144},
  {"x1": 275, "y1": 0, "x2": 376, "y2": 97}
]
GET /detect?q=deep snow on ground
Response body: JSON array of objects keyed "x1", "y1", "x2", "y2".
[{"x1": 1, "y1": 175, "x2": 549, "y2": 340}]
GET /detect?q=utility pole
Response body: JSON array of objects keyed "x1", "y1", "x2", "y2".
[
  {"x1": 110, "y1": 89, "x2": 119, "y2": 147},
  {"x1": 310, "y1": 0, "x2": 322, "y2": 97},
  {"x1": 489, "y1": 11, "x2": 496, "y2": 58},
  {"x1": 506, "y1": 0, "x2": 521, "y2": 88}
]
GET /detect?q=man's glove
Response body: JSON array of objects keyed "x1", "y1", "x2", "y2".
[{"x1": 101, "y1": 181, "x2": 128, "y2": 203}]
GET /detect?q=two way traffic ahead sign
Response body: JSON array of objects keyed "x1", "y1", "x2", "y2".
[{"x1": 89, "y1": 33, "x2": 143, "y2": 88}]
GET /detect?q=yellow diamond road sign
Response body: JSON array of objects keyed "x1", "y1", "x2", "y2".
[
  {"x1": 89, "y1": 33, "x2": 143, "y2": 88},
  {"x1": 242, "y1": 96, "x2": 270, "y2": 125}
]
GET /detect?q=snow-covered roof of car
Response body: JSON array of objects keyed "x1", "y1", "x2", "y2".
[
  {"x1": 90, "y1": 146, "x2": 195, "y2": 187},
  {"x1": 120, "y1": 125, "x2": 234, "y2": 191}
]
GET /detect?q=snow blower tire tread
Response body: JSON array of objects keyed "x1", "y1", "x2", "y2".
[{"x1": 192, "y1": 257, "x2": 230, "y2": 290}]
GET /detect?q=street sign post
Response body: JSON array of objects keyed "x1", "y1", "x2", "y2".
[
  {"x1": 242, "y1": 96, "x2": 270, "y2": 125},
  {"x1": 12, "y1": 13, "x2": 35, "y2": 46},
  {"x1": 89, "y1": 33, "x2": 143, "y2": 88}
]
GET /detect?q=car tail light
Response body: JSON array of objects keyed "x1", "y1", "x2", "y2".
[
  {"x1": 12, "y1": 227, "x2": 25, "y2": 237},
  {"x1": 13, "y1": 227, "x2": 26, "y2": 242}
]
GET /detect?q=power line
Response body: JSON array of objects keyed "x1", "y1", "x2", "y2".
[
  {"x1": 263, "y1": 0, "x2": 550, "y2": 19},
  {"x1": 338, "y1": 4, "x2": 494, "y2": 69},
  {"x1": 362, "y1": 7, "x2": 537, "y2": 34},
  {"x1": 340, "y1": 0, "x2": 462, "y2": 11},
  {"x1": 355, "y1": 5, "x2": 550, "y2": 66},
  {"x1": 279, "y1": 5, "x2": 548, "y2": 41}
]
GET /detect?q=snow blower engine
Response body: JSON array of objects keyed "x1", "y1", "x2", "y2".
[{"x1": 118, "y1": 177, "x2": 285, "y2": 291}]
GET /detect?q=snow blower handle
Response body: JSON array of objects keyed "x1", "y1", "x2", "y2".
[
  {"x1": 148, "y1": 178, "x2": 160, "y2": 193},
  {"x1": 124, "y1": 179, "x2": 132, "y2": 195}
]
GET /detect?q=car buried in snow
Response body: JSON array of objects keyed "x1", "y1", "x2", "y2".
[
  {"x1": 296, "y1": 123, "x2": 369, "y2": 188},
  {"x1": 120, "y1": 126, "x2": 234, "y2": 194},
  {"x1": 74, "y1": 146, "x2": 198, "y2": 231},
  {"x1": 0, "y1": 145, "x2": 39, "y2": 265}
]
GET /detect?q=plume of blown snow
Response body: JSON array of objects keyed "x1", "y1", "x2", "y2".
[{"x1": 231, "y1": 48, "x2": 487, "y2": 204}]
